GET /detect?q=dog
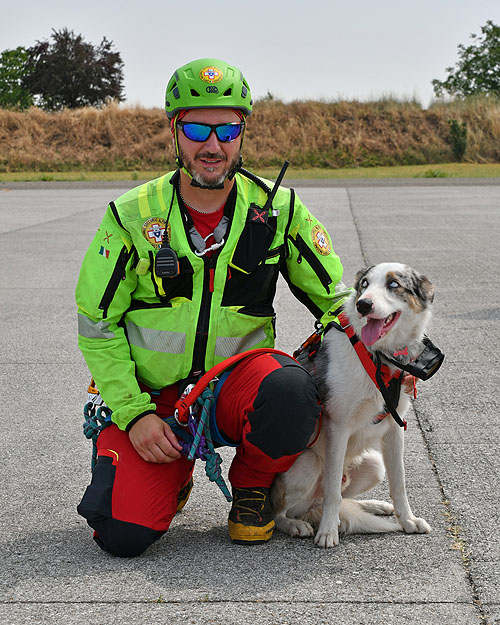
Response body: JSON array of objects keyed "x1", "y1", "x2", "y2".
[{"x1": 272, "y1": 262, "x2": 440, "y2": 548}]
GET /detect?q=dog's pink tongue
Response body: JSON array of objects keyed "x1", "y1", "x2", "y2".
[{"x1": 361, "y1": 317, "x2": 385, "y2": 346}]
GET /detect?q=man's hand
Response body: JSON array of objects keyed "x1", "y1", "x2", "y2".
[{"x1": 129, "y1": 413, "x2": 183, "y2": 463}]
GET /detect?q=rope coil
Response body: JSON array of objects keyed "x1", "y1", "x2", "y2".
[{"x1": 82, "y1": 386, "x2": 232, "y2": 502}]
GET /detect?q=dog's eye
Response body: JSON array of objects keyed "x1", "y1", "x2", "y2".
[
  {"x1": 360, "y1": 278, "x2": 369, "y2": 289},
  {"x1": 388, "y1": 280, "x2": 400, "y2": 289}
]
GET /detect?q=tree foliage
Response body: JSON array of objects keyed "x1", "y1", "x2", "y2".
[
  {"x1": 23, "y1": 28, "x2": 125, "y2": 110},
  {"x1": 0, "y1": 47, "x2": 34, "y2": 109},
  {"x1": 432, "y1": 20, "x2": 500, "y2": 98}
]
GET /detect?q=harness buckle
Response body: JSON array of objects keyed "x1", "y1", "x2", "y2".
[
  {"x1": 194, "y1": 237, "x2": 225, "y2": 257},
  {"x1": 173, "y1": 377, "x2": 220, "y2": 426},
  {"x1": 174, "y1": 383, "x2": 197, "y2": 426}
]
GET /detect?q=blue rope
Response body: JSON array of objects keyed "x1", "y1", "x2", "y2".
[
  {"x1": 82, "y1": 401, "x2": 112, "y2": 469},
  {"x1": 82, "y1": 387, "x2": 232, "y2": 502},
  {"x1": 174, "y1": 388, "x2": 232, "y2": 502}
]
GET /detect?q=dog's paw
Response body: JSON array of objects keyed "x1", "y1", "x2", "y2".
[
  {"x1": 314, "y1": 527, "x2": 340, "y2": 548},
  {"x1": 399, "y1": 515, "x2": 432, "y2": 534},
  {"x1": 275, "y1": 517, "x2": 314, "y2": 538}
]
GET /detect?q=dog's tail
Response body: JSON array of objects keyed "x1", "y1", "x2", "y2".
[{"x1": 339, "y1": 499, "x2": 400, "y2": 535}]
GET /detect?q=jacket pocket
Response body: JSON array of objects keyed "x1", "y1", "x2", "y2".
[
  {"x1": 222, "y1": 256, "x2": 280, "y2": 313},
  {"x1": 213, "y1": 306, "x2": 275, "y2": 360},
  {"x1": 160, "y1": 255, "x2": 194, "y2": 302},
  {"x1": 229, "y1": 205, "x2": 277, "y2": 274},
  {"x1": 99, "y1": 246, "x2": 132, "y2": 318},
  {"x1": 124, "y1": 302, "x2": 193, "y2": 388},
  {"x1": 290, "y1": 234, "x2": 332, "y2": 294}
]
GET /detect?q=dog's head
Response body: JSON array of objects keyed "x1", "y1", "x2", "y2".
[{"x1": 345, "y1": 263, "x2": 435, "y2": 355}]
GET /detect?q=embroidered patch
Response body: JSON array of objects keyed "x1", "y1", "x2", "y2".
[
  {"x1": 103, "y1": 231, "x2": 113, "y2": 244},
  {"x1": 311, "y1": 225, "x2": 331, "y2": 256},
  {"x1": 99, "y1": 246, "x2": 110, "y2": 259},
  {"x1": 199, "y1": 66, "x2": 223, "y2": 84},
  {"x1": 250, "y1": 208, "x2": 267, "y2": 223},
  {"x1": 142, "y1": 218, "x2": 170, "y2": 249}
]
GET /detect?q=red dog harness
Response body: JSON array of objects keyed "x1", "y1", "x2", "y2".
[
  {"x1": 337, "y1": 312, "x2": 409, "y2": 429},
  {"x1": 294, "y1": 313, "x2": 416, "y2": 430}
]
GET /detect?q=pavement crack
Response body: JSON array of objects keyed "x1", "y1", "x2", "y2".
[
  {"x1": 413, "y1": 402, "x2": 492, "y2": 625},
  {"x1": 346, "y1": 187, "x2": 369, "y2": 267},
  {"x1": 0, "y1": 599, "x2": 479, "y2": 605}
]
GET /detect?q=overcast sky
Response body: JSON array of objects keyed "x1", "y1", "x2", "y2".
[{"x1": 2, "y1": 0, "x2": 499, "y2": 109}]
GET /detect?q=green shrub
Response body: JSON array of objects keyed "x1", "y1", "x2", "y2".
[{"x1": 448, "y1": 119, "x2": 467, "y2": 161}]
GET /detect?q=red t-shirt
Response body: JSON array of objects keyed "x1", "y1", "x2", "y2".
[{"x1": 185, "y1": 204, "x2": 225, "y2": 256}]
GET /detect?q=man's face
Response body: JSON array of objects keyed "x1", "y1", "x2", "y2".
[{"x1": 176, "y1": 108, "x2": 243, "y2": 188}]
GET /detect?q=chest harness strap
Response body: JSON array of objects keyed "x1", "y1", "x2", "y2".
[{"x1": 336, "y1": 312, "x2": 408, "y2": 429}]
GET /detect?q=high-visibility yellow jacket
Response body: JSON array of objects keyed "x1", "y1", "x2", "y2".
[{"x1": 76, "y1": 170, "x2": 349, "y2": 430}]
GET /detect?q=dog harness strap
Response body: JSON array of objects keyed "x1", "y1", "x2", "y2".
[
  {"x1": 374, "y1": 356, "x2": 407, "y2": 430},
  {"x1": 337, "y1": 312, "x2": 407, "y2": 429},
  {"x1": 174, "y1": 348, "x2": 297, "y2": 425}
]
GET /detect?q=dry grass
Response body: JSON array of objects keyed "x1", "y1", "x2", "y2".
[{"x1": 1, "y1": 97, "x2": 500, "y2": 172}]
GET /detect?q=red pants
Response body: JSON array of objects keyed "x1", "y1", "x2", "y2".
[{"x1": 77, "y1": 352, "x2": 320, "y2": 556}]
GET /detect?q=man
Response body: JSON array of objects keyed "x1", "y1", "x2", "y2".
[{"x1": 76, "y1": 58, "x2": 349, "y2": 557}]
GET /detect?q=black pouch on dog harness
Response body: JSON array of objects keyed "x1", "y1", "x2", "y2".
[{"x1": 385, "y1": 336, "x2": 445, "y2": 381}]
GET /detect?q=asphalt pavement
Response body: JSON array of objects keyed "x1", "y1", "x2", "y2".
[{"x1": 0, "y1": 178, "x2": 499, "y2": 625}]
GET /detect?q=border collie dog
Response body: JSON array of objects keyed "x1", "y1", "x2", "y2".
[{"x1": 272, "y1": 263, "x2": 441, "y2": 548}]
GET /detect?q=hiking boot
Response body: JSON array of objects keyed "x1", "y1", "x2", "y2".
[
  {"x1": 228, "y1": 486, "x2": 275, "y2": 545},
  {"x1": 176, "y1": 478, "x2": 194, "y2": 513}
]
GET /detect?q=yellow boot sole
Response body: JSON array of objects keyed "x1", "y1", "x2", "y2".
[{"x1": 228, "y1": 519, "x2": 275, "y2": 545}]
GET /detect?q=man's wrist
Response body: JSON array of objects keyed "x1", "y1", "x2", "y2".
[{"x1": 125, "y1": 411, "x2": 157, "y2": 432}]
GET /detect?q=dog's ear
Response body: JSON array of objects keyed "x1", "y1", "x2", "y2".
[
  {"x1": 415, "y1": 273, "x2": 435, "y2": 305},
  {"x1": 354, "y1": 266, "x2": 373, "y2": 291}
]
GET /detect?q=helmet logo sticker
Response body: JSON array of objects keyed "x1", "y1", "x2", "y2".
[
  {"x1": 200, "y1": 66, "x2": 223, "y2": 83},
  {"x1": 142, "y1": 218, "x2": 171, "y2": 249},
  {"x1": 311, "y1": 225, "x2": 331, "y2": 256}
]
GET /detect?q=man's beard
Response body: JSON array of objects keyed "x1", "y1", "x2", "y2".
[{"x1": 179, "y1": 147, "x2": 241, "y2": 189}]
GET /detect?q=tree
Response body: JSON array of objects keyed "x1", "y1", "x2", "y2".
[
  {"x1": 0, "y1": 47, "x2": 34, "y2": 109},
  {"x1": 432, "y1": 20, "x2": 500, "y2": 98},
  {"x1": 23, "y1": 28, "x2": 125, "y2": 110}
]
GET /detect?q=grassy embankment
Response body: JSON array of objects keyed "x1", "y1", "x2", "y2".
[{"x1": 1, "y1": 96, "x2": 499, "y2": 181}]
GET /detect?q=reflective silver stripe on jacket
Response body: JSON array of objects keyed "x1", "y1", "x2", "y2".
[
  {"x1": 214, "y1": 327, "x2": 267, "y2": 359},
  {"x1": 126, "y1": 321, "x2": 186, "y2": 354},
  {"x1": 78, "y1": 314, "x2": 116, "y2": 339}
]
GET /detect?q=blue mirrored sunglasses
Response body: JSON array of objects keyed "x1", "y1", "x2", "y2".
[{"x1": 177, "y1": 121, "x2": 244, "y2": 143}]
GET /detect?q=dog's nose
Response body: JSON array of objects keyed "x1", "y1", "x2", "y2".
[{"x1": 357, "y1": 298, "x2": 373, "y2": 316}]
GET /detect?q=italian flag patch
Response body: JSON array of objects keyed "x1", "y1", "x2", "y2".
[{"x1": 99, "y1": 246, "x2": 110, "y2": 259}]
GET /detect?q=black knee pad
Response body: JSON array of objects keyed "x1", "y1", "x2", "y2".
[
  {"x1": 91, "y1": 518, "x2": 164, "y2": 558},
  {"x1": 246, "y1": 358, "x2": 321, "y2": 459},
  {"x1": 77, "y1": 456, "x2": 163, "y2": 558}
]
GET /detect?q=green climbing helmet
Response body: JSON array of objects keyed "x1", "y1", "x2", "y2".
[{"x1": 165, "y1": 58, "x2": 253, "y2": 119}]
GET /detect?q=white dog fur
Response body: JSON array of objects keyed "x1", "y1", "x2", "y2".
[{"x1": 271, "y1": 262, "x2": 434, "y2": 548}]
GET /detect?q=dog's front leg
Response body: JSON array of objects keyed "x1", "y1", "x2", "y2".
[
  {"x1": 383, "y1": 424, "x2": 431, "y2": 534},
  {"x1": 314, "y1": 425, "x2": 349, "y2": 548}
]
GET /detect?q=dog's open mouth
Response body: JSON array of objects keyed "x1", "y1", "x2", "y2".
[{"x1": 361, "y1": 311, "x2": 401, "y2": 346}]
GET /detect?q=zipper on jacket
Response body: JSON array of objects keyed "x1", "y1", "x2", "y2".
[
  {"x1": 191, "y1": 255, "x2": 216, "y2": 376},
  {"x1": 98, "y1": 245, "x2": 131, "y2": 318},
  {"x1": 290, "y1": 234, "x2": 332, "y2": 294}
]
